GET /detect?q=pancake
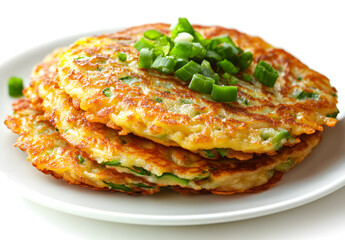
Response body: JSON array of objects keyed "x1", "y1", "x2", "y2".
[
  {"x1": 24, "y1": 49, "x2": 322, "y2": 194},
  {"x1": 57, "y1": 23, "x2": 338, "y2": 157},
  {"x1": 5, "y1": 99, "x2": 159, "y2": 195}
]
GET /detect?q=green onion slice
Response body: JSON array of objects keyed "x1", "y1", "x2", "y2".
[
  {"x1": 175, "y1": 60, "x2": 201, "y2": 81},
  {"x1": 151, "y1": 55, "x2": 176, "y2": 74},
  {"x1": 254, "y1": 61, "x2": 279, "y2": 87},
  {"x1": 209, "y1": 35, "x2": 238, "y2": 49},
  {"x1": 144, "y1": 29, "x2": 163, "y2": 40},
  {"x1": 8, "y1": 76, "x2": 24, "y2": 97},
  {"x1": 216, "y1": 148, "x2": 228, "y2": 157},
  {"x1": 103, "y1": 160, "x2": 121, "y2": 166},
  {"x1": 188, "y1": 74, "x2": 215, "y2": 94},
  {"x1": 296, "y1": 91, "x2": 319, "y2": 100},
  {"x1": 216, "y1": 42, "x2": 240, "y2": 63},
  {"x1": 138, "y1": 48, "x2": 153, "y2": 69},
  {"x1": 326, "y1": 110, "x2": 339, "y2": 118},
  {"x1": 169, "y1": 42, "x2": 193, "y2": 59},
  {"x1": 242, "y1": 73, "x2": 253, "y2": 82},
  {"x1": 218, "y1": 59, "x2": 239, "y2": 74},
  {"x1": 171, "y1": 17, "x2": 195, "y2": 40},
  {"x1": 154, "y1": 35, "x2": 171, "y2": 56},
  {"x1": 237, "y1": 52, "x2": 253, "y2": 71},
  {"x1": 117, "y1": 52, "x2": 127, "y2": 62},
  {"x1": 205, "y1": 50, "x2": 222, "y2": 64},
  {"x1": 203, "y1": 149, "x2": 215, "y2": 158},
  {"x1": 103, "y1": 181, "x2": 133, "y2": 192},
  {"x1": 211, "y1": 84, "x2": 237, "y2": 102},
  {"x1": 223, "y1": 73, "x2": 238, "y2": 85},
  {"x1": 134, "y1": 37, "x2": 155, "y2": 51},
  {"x1": 76, "y1": 155, "x2": 85, "y2": 164},
  {"x1": 272, "y1": 130, "x2": 290, "y2": 151},
  {"x1": 174, "y1": 58, "x2": 188, "y2": 70},
  {"x1": 102, "y1": 88, "x2": 112, "y2": 97}
]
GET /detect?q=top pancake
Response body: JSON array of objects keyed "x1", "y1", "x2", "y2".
[{"x1": 57, "y1": 23, "x2": 338, "y2": 155}]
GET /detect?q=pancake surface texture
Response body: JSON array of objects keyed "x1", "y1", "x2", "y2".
[{"x1": 57, "y1": 23, "x2": 338, "y2": 156}]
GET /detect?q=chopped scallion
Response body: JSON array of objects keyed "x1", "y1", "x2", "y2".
[
  {"x1": 216, "y1": 42, "x2": 240, "y2": 63},
  {"x1": 237, "y1": 52, "x2": 253, "y2": 71},
  {"x1": 216, "y1": 148, "x2": 228, "y2": 157},
  {"x1": 203, "y1": 149, "x2": 215, "y2": 158},
  {"x1": 211, "y1": 84, "x2": 237, "y2": 102},
  {"x1": 138, "y1": 48, "x2": 153, "y2": 69},
  {"x1": 242, "y1": 73, "x2": 253, "y2": 82},
  {"x1": 151, "y1": 55, "x2": 176, "y2": 74},
  {"x1": 144, "y1": 29, "x2": 163, "y2": 40},
  {"x1": 169, "y1": 42, "x2": 193, "y2": 59},
  {"x1": 134, "y1": 37, "x2": 155, "y2": 51},
  {"x1": 103, "y1": 181, "x2": 133, "y2": 192},
  {"x1": 8, "y1": 76, "x2": 24, "y2": 97},
  {"x1": 254, "y1": 61, "x2": 279, "y2": 87},
  {"x1": 170, "y1": 17, "x2": 195, "y2": 40},
  {"x1": 188, "y1": 74, "x2": 215, "y2": 94},
  {"x1": 76, "y1": 155, "x2": 85, "y2": 164},
  {"x1": 218, "y1": 59, "x2": 239, "y2": 74},
  {"x1": 326, "y1": 110, "x2": 339, "y2": 118},
  {"x1": 205, "y1": 50, "x2": 222, "y2": 63},
  {"x1": 102, "y1": 88, "x2": 112, "y2": 97},
  {"x1": 175, "y1": 60, "x2": 201, "y2": 81},
  {"x1": 117, "y1": 52, "x2": 127, "y2": 62},
  {"x1": 223, "y1": 73, "x2": 238, "y2": 85},
  {"x1": 103, "y1": 160, "x2": 121, "y2": 166},
  {"x1": 296, "y1": 91, "x2": 319, "y2": 100}
]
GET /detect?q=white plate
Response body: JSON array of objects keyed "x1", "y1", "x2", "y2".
[{"x1": 0, "y1": 31, "x2": 344, "y2": 226}]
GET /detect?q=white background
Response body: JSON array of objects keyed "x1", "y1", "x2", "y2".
[{"x1": 0, "y1": 0, "x2": 344, "y2": 239}]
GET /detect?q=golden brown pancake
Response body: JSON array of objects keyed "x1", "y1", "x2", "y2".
[
  {"x1": 22, "y1": 49, "x2": 322, "y2": 194},
  {"x1": 56, "y1": 23, "x2": 337, "y2": 158}
]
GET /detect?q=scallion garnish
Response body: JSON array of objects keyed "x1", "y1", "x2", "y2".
[
  {"x1": 8, "y1": 76, "x2": 24, "y2": 97},
  {"x1": 174, "y1": 60, "x2": 201, "y2": 81},
  {"x1": 138, "y1": 48, "x2": 153, "y2": 69},
  {"x1": 151, "y1": 55, "x2": 176, "y2": 74},
  {"x1": 216, "y1": 148, "x2": 228, "y2": 157},
  {"x1": 326, "y1": 110, "x2": 339, "y2": 118},
  {"x1": 134, "y1": 37, "x2": 155, "y2": 51},
  {"x1": 117, "y1": 52, "x2": 127, "y2": 62},
  {"x1": 188, "y1": 74, "x2": 215, "y2": 94},
  {"x1": 218, "y1": 59, "x2": 239, "y2": 74},
  {"x1": 296, "y1": 91, "x2": 319, "y2": 100},
  {"x1": 242, "y1": 73, "x2": 253, "y2": 82},
  {"x1": 205, "y1": 50, "x2": 222, "y2": 63},
  {"x1": 216, "y1": 42, "x2": 240, "y2": 63},
  {"x1": 102, "y1": 88, "x2": 112, "y2": 97},
  {"x1": 144, "y1": 29, "x2": 163, "y2": 40},
  {"x1": 174, "y1": 58, "x2": 188, "y2": 70},
  {"x1": 254, "y1": 61, "x2": 279, "y2": 87},
  {"x1": 133, "y1": 18, "x2": 260, "y2": 102},
  {"x1": 237, "y1": 52, "x2": 253, "y2": 71},
  {"x1": 174, "y1": 32, "x2": 194, "y2": 43},
  {"x1": 171, "y1": 18, "x2": 196, "y2": 40},
  {"x1": 211, "y1": 84, "x2": 237, "y2": 102},
  {"x1": 223, "y1": 73, "x2": 238, "y2": 85},
  {"x1": 76, "y1": 155, "x2": 85, "y2": 164},
  {"x1": 169, "y1": 42, "x2": 193, "y2": 59}
]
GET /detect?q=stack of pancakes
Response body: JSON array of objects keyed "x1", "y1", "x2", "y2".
[{"x1": 5, "y1": 23, "x2": 338, "y2": 195}]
